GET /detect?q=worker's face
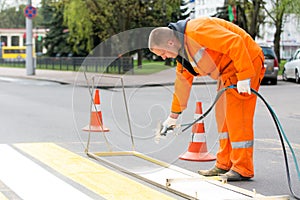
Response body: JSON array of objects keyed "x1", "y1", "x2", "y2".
[
  {"x1": 152, "y1": 48, "x2": 177, "y2": 60},
  {"x1": 152, "y1": 39, "x2": 180, "y2": 60}
]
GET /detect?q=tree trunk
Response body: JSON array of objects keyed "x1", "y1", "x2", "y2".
[
  {"x1": 165, "y1": 58, "x2": 172, "y2": 66},
  {"x1": 137, "y1": 49, "x2": 142, "y2": 68},
  {"x1": 274, "y1": 10, "x2": 284, "y2": 63},
  {"x1": 249, "y1": 0, "x2": 261, "y2": 39},
  {"x1": 273, "y1": 26, "x2": 282, "y2": 63}
]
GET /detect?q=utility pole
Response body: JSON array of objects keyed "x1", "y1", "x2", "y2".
[{"x1": 25, "y1": 0, "x2": 35, "y2": 75}]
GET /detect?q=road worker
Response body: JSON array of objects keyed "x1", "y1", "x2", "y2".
[{"x1": 148, "y1": 17, "x2": 265, "y2": 181}]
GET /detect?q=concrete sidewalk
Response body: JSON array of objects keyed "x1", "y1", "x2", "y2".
[{"x1": 0, "y1": 67, "x2": 216, "y2": 88}]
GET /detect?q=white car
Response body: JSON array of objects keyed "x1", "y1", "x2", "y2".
[{"x1": 283, "y1": 48, "x2": 300, "y2": 83}]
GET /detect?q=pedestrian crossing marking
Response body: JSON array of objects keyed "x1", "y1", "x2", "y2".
[
  {"x1": 15, "y1": 143, "x2": 175, "y2": 200},
  {"x1": 0, "y1": 144, "x2": 93, "y2": 200}
]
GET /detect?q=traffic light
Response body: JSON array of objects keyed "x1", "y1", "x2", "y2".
[
  {"x1": 228, "y1": 5, "x2": 234, "y2": 22},
  {"x1": 228, "y1": 5, "x2": 237, "y2": 22},
  {"x1": 37, "y1": 35, "x2": 42, "y2": 41}
]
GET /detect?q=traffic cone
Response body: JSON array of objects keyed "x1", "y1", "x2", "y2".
[
  {"x1": 179, "y1": 101, "x2": 216, "y2": 161},
  {"x1": 82, "y1": 89, "x2": 110, "y2": 132}
]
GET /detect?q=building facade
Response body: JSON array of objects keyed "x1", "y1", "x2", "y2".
[
  {"x1": 257, "y1": 14, "x2": 300, "y2": 59},
  {"x1": 0, "y1": 28, "x2": 47, "y2": 54}
]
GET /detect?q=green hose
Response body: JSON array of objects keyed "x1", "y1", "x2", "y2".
[{"x1": 181, "y1": 85, "x2": 300, "y2": 199}]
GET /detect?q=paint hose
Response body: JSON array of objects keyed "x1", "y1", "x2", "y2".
[
  {"x1": 160, "y1": 85, "x2": 300, "y2": 199},
  {"x1": 250, "y1": 86, "x2": 300, "y2": 200}
]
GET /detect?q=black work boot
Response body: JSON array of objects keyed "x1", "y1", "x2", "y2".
[
  {"x1": 221, "y1": 170, "x2": 251, "y2": 181},
  {"x1": 198, "y1": 166, "x2": 229, "y2": 176}
]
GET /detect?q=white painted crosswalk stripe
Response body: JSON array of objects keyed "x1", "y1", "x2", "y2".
[
  {"x1": 0, "y1": 143, "x2": 274, "y2": 199},
  {"x1": 0, "y1": 144, "x2": 94, "y2": 200}
]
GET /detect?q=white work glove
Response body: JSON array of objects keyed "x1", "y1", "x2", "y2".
[
  {"x1": 160, "y1": 116, "x2": 178, "y2": 134},
  {"x1": 237, "y1": 79, "x2": 251, "y2": 94}
]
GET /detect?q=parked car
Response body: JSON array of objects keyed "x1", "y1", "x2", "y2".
[
  {"x1": 259, "y1": 44, "x2": 279, "y2": 85},
  {"x1": 282, "y1": 48, "x2": 300, "y2": 83}
]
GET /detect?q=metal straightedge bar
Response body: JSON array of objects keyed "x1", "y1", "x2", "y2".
[
  {"x1": 166, "y1": 176, "x2": 228, "y2": 187},
  {"x1": 86, "y1": 151, "x2": 199, "y2": 200},
  {"x1": 87, "y1": 150, "x2": 289, "y2": 200}
]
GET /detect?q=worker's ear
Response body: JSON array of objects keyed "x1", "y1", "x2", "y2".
[{"x1": 167, "y1": 39, "x2": 175, "y2": 46}]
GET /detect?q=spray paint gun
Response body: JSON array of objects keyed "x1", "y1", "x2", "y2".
[
  {"x1": 154, "y1": 86, "x2": 227, "y2": 144},
  {"x1": 154, "y1": 117, "x2": 192, "y2": 144},
  {"x1": 154, "y1": 116, "x2": 178, "y2": 143},
  {"x1": 153, "y1": 85, "x2": 232, "y2": 144},
  {"x1": 154, "y1": 121, "x2": 178, "y2": 144}
]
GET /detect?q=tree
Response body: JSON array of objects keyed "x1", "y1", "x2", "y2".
[
  {"x1": 212, "y1": 0, "x2": 265, "y2": 40},
  {"x1": 63, "y1": 0, "x2": 114, "y2": 55},
  {"x1": 248, "y1": 0, "x2": 265, "y2": 39},
  {"x1": 0, "y1": 5, "x2": 26, "y2": 28},
  {"x1": 262, "y1": 0, "x2": 298, "y2": 61},
  {"x1": 41, "y1": 1, "x2": 74, "y2": 56},
  {"x1": 62, "y1": 0, "x2": 181, "y2": 61},
  {"x1": 0, "y1": 1, "x2": 44, "y2": 29}
]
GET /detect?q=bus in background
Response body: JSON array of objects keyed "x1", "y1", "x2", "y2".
[{"x1": 1, "y1": 46, "x2": 26, "y2": 61}]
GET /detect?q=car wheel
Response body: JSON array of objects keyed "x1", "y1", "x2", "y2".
[
  {"x1": 282, "y1": 69, "x2": 288, "y2": 81},
  {"x1": 296, "y1": 70, "x2": 300, "y2": 84},
  {"x1": 270, "y1": 78, "x2": 277, "y2": 85}
]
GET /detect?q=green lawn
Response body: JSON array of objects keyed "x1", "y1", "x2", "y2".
[
  {"x1": 1, "y1": 59, "x2": 285, "y2": 75},
  {"x1": 279, "y1": 60, "x2": 286, "y2": 75},
  {"x1": 132, "y1": 60, "x2": 174, "y2": 75},
  {"x1": 0, "y1": 60, "x2": 173, "y2": 75}
]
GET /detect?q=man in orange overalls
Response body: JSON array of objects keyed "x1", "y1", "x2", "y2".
[{"x1": 148, "y1": 17, "x2": 265, "y2": 181}]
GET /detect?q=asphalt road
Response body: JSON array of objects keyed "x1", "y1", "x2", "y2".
[{"x1": 0, "y1": 77, "x2": 299, "y2": 199}]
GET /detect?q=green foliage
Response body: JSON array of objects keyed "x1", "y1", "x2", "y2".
[
  {"x1": 0, "y1": 2, "x2": 44, "y2": 29},
  {"x1": 41, "y1": 1, "x2": 73, "y2": 56},
  {"x1": 0, "y1": 0, "x2": 183, "y2": 59},
  {"x1": 0, "y1": 5, "x2": 26, "y2": 28},
  {"x1": 262, "y1": 0, "x2": 300, "y2": 61},
  {"x1": 64, "y1": 0, "x2": 97, "y2": 53},
  {"x1": 216, "y1": 0, "x2": 265, "y2": 38},
  {"x1": 61, "y1": 0, "x2": 181, "y2": 56}
]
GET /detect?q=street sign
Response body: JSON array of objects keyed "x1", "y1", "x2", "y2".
[{"x1": 24, "y1": 5, "x2": 37, "y2": 19}]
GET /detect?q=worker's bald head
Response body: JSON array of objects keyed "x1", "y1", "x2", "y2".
[
  {"x1": 148, "y1": 27, "x2": 175, "y2": 51},
  {"x1": 148, "y1": 27, "x2": 181, "y2": 59}
]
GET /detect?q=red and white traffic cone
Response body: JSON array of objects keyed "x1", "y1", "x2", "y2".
[
  {"x1": 179, "y1": 101, "x2": 216, "y2": 161},
  {"x1": 82, "y1": 89, "x2": 109, "y2": 132}
]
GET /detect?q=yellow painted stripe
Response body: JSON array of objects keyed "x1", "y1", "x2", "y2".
[
  {"x1": 0, "y1": 193, "x2": 8, "y2": 200},
  {"x1": 15, "y1": 143, "x2": 175, "y2": 200}
]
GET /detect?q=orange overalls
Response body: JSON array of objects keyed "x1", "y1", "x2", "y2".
[{"x1": 170, "y1": 17, "x2": 265, "y2": 177}]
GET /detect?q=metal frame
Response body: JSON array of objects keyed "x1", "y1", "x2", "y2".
[
  {"x1": 82, "y1": 72, "x2": 201, "y2": 199},
  {"x1": 83, "y1": 73, "x2": 134, "y2": 153},
  {"x1": 82, "y1": 72, "x2": 289, "y2": 200}
]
